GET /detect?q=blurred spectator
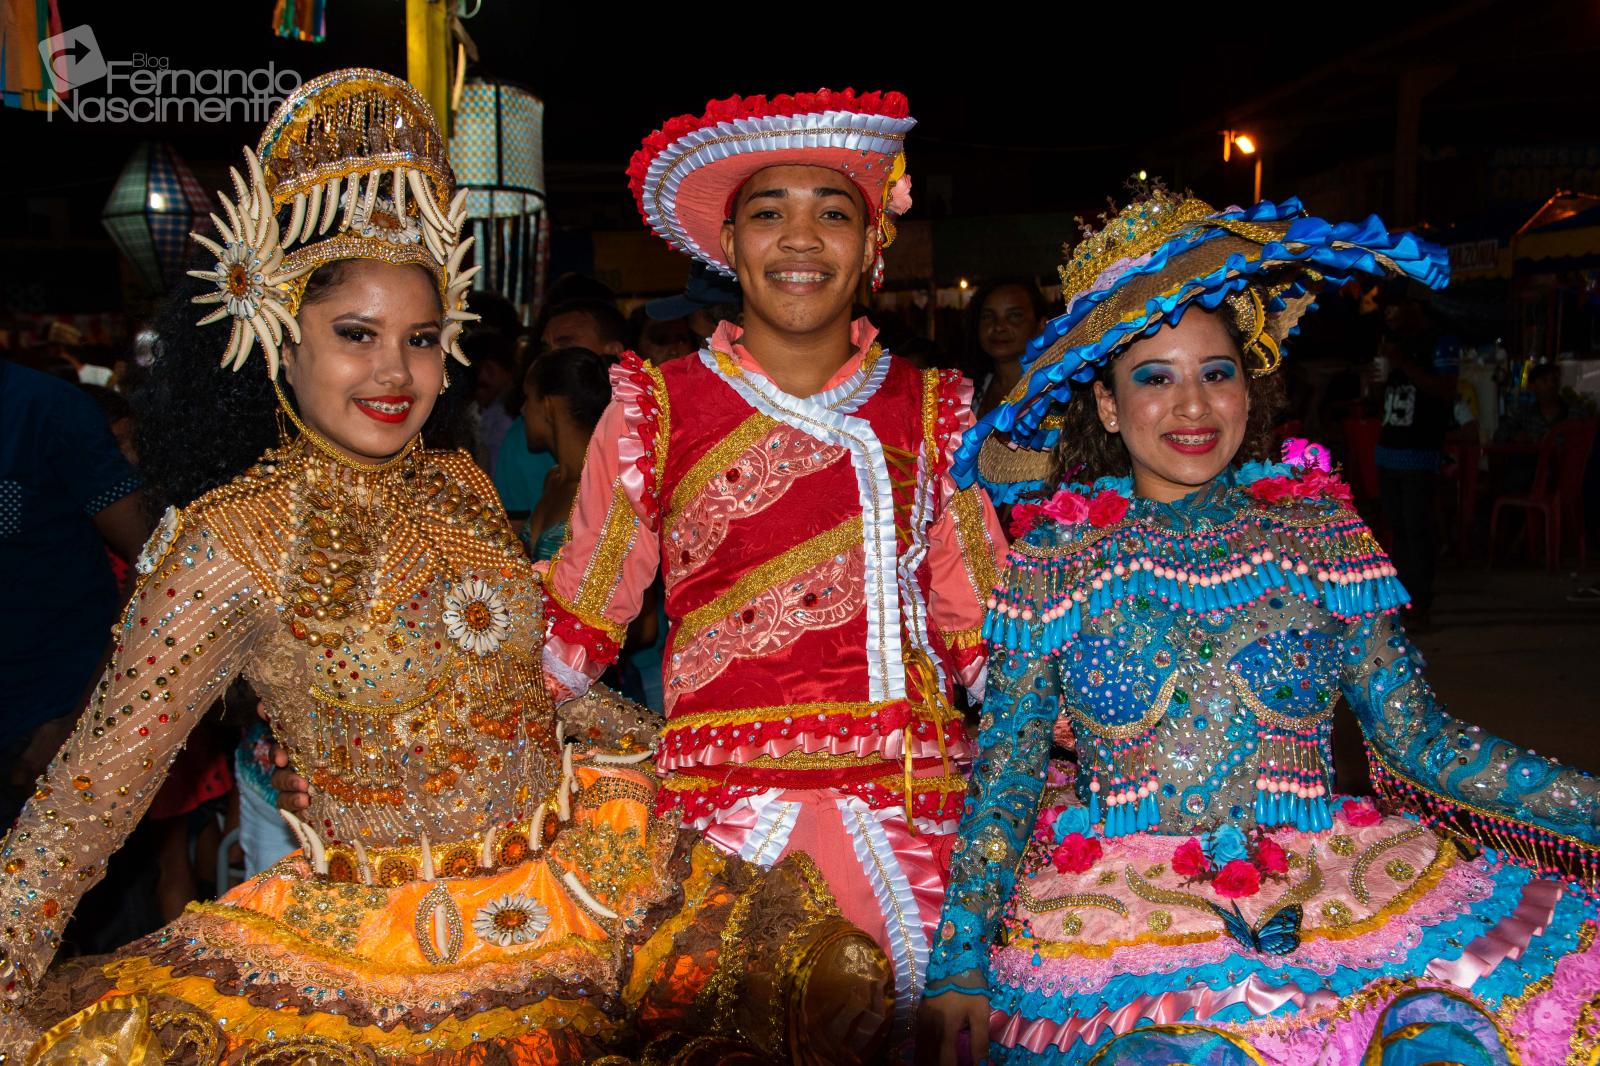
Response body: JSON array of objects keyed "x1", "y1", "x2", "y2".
[
  {"x1": 1496, "y1": 363, "x2": 1571, "y2": 444},
  {"x1": 630, "y1": 307, "x2": 699, "y2": 364},
  {"x1": 0, "y1": 359, "x2": 149, "y2": 823},
  {"x1": 966, "y1": 278, "x2": 1048, "y2": 417},
  {"x1": 540, "y1": 298, "x2": 628, "y2": 355},
  {"x1": 522, "y1": 347, "x2": 616, "y2": 560},
  {"x1": 645, "y1": 262, "x2": 743, "y2": 343},
  {"x1": 462, "y1": 329, "x2": 519, "y2": 473},
  {"x1": 80, "y1": 383, "x2": 139, "y2": 465},
  {"x1": 1372, "y1": 298, "x2": 1458, "y2": 628},
  {"x1": 469, "y1": 290, "x2": 527, "y2": 342}
]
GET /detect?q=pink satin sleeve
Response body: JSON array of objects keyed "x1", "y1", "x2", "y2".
[
  {"x1": 924, "y1": 374, "x2": 1004, "y2": 695},
  {"x1": 543, "y1": 368, "x2": 663, "y2": 686}
]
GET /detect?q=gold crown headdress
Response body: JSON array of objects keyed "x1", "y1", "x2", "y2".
[
  {"x1": 187, "y1": 68, "x2": 479, "y2": 379},
  {"x1": 1054, "y1": 183, "x2": 1294, "y2": 376}
]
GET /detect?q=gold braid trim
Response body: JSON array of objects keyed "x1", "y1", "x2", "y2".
[
  {"x1": 1015, "y1": 887, "x2": 1128, "y2": 916},
  {"x1": 702, "y1": 875, "x2": 761, "y2": 1037},
  {"x1": 1572, "y1": 991, "x2": 1600, "y2": 1066},
  {"x1": 543, "y1": 578, "x2": 627, "y2": 643},
  {"x1": 667, "y1": 413, "x2": 779, "y2": 521},
  {"x1": 1349, "y1": 827, "x2": 1427, "y2": 905},
  {"x1": 101, "y1": 958, "x2": 619, "y2": 1055},
  {"x1": 167, "y1": 900, "x2": 613, "y2": 974},
  {"x1": 950, "y1": 486, "x2": 1001, "y2": 604},
  {"x1": 643, "y1": 357, "x2": 671, "y2": 503},
  {"x1": 569, "y1": 481, "x2": 641, "y2": 620},
  {"x1": 674, "y1": 516, "x2": 863, "y2": 648},
  {"x1": 663, "y1": 700, "x2": 890, "y2": 732}
]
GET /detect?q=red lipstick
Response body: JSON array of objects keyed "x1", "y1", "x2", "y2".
[{"x1": 353, "y1": 395, "x2": 414, "y2": 424}]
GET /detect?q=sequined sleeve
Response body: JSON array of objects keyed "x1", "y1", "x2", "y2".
[
  {"x1": 0, "y1": 511, "x2": 265, "y2": 1016},
  {"x1": 926, "y1": 549, "x2": 1059, "y2": 983},
  {"x1": 1342, "y1": 613, "x2": 1600, "y2": 891}
]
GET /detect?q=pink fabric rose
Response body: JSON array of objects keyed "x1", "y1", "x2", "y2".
[
  {"x1": 886, "y1": 174, "x2": 913, "y2": 218},
  {"x1": 1171, "y1": 838, "x2": 1210, "y2": 879},
  {"x1": 1298, "y1": 468, "x2": 1353, "y2": 502},
  {"x1": 1087, "y1": 490, "x2": 1131, "y2": 527},
  {"x1": 1051, "y1": 832, "x2": 1103, "y2": 875},
  {"x1": 1035, "y1": 804, "x2": 1067, "y2": 843},
  {"x1": 1212, "y1": 859, "x2": 1263, "y2": 898},
  {"x1": 1340, "y1": 798, "x2": 1382, "y2": 827},
  {"x1": 1255, "y1": 836, "x2": 1289, "y2": 875},
  {"x1": 1042, "y1": 490, "x2": 1090, "y2": 525}
]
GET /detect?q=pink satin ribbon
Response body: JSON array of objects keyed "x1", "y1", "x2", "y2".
[
  {"x1": 1424, "y1": 877, "x2": 1562, "y2": 987},
  {"x1": 994, "y1": 975, "x2": 1341, "y2": 1053}
]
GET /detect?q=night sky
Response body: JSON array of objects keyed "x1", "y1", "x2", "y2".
[{"x1": 6, "y1": 0, "x2": 1599, "y2": 304}]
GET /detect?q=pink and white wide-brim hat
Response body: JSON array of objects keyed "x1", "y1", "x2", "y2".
[{"x1": 627, "y1": 89, "x2": 916, "y2": 281}]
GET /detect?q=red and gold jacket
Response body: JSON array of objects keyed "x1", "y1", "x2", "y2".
[{"x1": 543, "y1": 319, "x2": 1004, "y2": 831}]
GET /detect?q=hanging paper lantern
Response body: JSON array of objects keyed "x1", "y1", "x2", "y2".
[
  {"x1": 101, "y1": 142, "x2": 212, "y2": 291},
  {"x1": 449, "y1": 79, "x2": 547, "y2": 309}
]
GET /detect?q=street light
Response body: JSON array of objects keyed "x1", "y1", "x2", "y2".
[{"x1": 1221, "y1": 130, "x2": 1262, "y2": 202}]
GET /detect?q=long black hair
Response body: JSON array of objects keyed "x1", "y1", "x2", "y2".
[{"x1": 135, "y1": 261, "x2": 474, "y2": 511}]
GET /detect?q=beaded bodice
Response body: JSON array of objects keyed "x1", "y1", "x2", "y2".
[
  {"x1": 225, "y1": 442, "x2": 558, "y2": 854},
  {"x1": 0, "y1": 440, "x2": 560, "y2": 1006}
]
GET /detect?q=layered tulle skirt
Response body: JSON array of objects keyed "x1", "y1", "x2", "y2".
[{"x1": 983, "y1": 803, "x2": 1599, "y2": 1065}]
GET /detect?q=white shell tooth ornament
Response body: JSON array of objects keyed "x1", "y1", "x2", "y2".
[
  {"x1": 187, "y1": 146, "x2": 310, "y2": 380},
  {"x1": 188, "y1": 70, "x2": 476, "y2": 380}
]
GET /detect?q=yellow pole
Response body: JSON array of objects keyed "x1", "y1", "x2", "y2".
[{"x1": 406, "y1": 0, "x2": 451, "y2": 136}]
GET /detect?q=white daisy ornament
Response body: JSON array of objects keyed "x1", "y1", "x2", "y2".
[
  {"x1": 442, "y1": 576, "x2": 512, "y2": 656},
  {"x1": 473, "y1": 893, "x2": 549, "y2": 947}
]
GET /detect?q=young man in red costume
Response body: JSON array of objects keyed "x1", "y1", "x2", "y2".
[
  {"x1": 276, "y1": 89, "x2": 1004, "y2": 1033},
  {"x1": 539, "y1": 90, "x2": 1005, "y2": 1031}
]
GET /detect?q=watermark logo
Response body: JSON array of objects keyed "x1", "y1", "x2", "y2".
[
  {"x1": 38, "y1": 24, "x2": 107, "y2": 93},
  {"x1": 38, "y1": 24, "x2": 300, "y2": 123}
]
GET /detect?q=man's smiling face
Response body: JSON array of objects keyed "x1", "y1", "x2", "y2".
[{"x1": 718, "y1": 164, "x2": 875, "y2": 338}]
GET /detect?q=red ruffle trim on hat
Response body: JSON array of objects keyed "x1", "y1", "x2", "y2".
[{"x1": 627, "y1": 89, "x2": 911, "y2": 212}]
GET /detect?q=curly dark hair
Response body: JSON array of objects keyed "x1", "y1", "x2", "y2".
[
  {"x1": 1045, "y1": 312, "x2": 1286, "y2": 489},
  {"x1": 135, "y1": 261, "x2": 474, "y2": 512}
]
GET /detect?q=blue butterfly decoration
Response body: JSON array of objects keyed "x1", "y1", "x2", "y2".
[{"x1": 1212, "y1": 902, "x2": 1302, "y2": 956}]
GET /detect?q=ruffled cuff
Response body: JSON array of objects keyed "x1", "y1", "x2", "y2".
[
  {"x1": 608, "y1": 354, "x2": 669, "y2": 532},
  {"x1": 542, "y1": 586, "x2": 624, "y2": 680}
]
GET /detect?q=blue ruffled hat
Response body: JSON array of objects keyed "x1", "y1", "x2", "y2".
[{"x1": 955, "y1": 188, "x2": 1449, "y2": 503}]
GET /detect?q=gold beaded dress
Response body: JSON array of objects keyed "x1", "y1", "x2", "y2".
[
  {"x1": 0, "y1": 440, "x2": 887, "y2": 1065},
  {"x1": 0, "y1": 67, "x2": 893, "y2": 1066}
]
